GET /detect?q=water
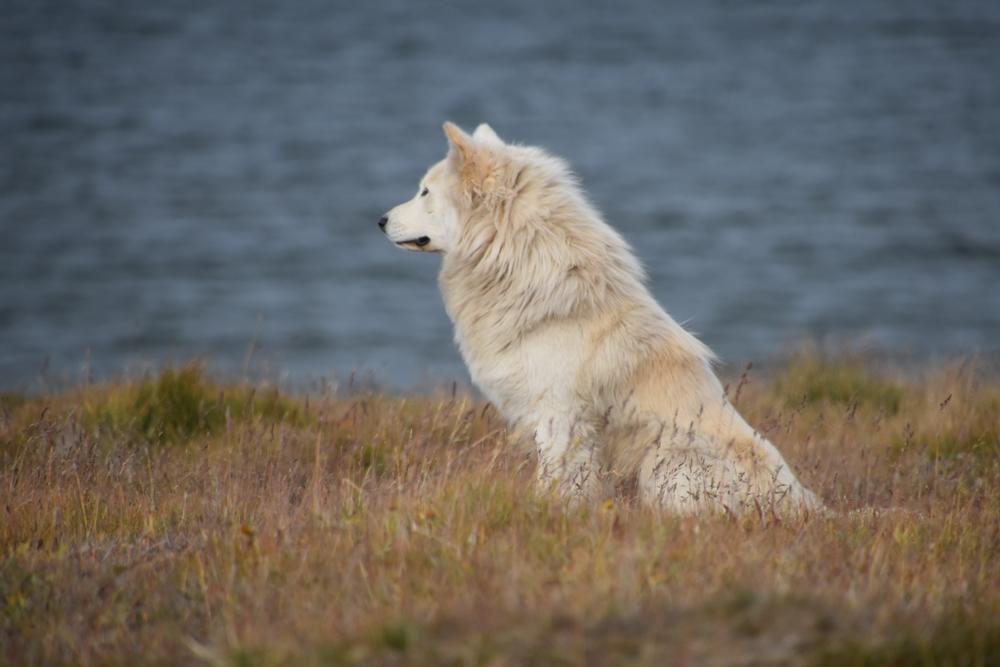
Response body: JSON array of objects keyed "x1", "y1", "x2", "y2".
[{"x1": 2, "y1": 0, "x2": 999, "y2": 390}]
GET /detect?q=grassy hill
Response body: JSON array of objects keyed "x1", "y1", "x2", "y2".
[{"x1": 2, "y1": 355, "x2": 998, "y2": 665}]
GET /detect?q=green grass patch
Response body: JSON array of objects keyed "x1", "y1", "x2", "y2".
[
  {"x1": 355, "y1": 442, "x2": 388, "y2": 474},
  {"x1": 813, "y1": 608, "x2": 1000, "y2": 666},
  {"x1": 773, "y1": 355, "x2": 904, "y2": 414},
  {"x1": 903, "y1": 429, "x2": 1000, "y2": 461},
  {"x1": 82, "y1": 364, "x2": 308, "y2": 446},
  {"x1": 0, "y1": 393, "x2": 29, "y2": 412},
  {"x1": 894, "y1": 396, "x2": 1000, "y2": 460}
]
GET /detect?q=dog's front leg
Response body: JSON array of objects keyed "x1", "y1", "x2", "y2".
[{"x1": 534, "y1": 416, "x2": 602, "y2": 504}]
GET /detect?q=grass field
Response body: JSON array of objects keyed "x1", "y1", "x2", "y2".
[{"x1": 2, "y1": 354, "x2": 999, "y2": 665}]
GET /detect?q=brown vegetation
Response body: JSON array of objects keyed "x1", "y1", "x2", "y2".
[{"x1": 2, "y1": 355, "x2": 999, "y2": 665}]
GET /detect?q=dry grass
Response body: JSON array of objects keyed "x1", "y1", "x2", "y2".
[{"x1": 2, "y1": 355, "x2": 999, "y2": 666}]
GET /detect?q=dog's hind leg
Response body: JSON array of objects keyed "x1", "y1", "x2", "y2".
[
  {"x1": 638, "y1": 439, "x2": 751, "y2": 515},
  {"x1": 638, "y1": 437, "x2": 824, "y2": 516}
]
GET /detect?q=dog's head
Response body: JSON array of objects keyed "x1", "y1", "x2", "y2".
[
  {"x1": 378, "y1": 122, "x2": 513, "y2": 255},
  {"x1": 378, "y1": 122, "x2": 644, "y2": 326}
]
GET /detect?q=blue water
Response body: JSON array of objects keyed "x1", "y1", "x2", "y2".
[{"x1": 2, "y1": 1, "x2": 999, "y2": 390}]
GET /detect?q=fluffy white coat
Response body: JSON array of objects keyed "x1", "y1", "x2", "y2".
[{"x1": 381, "y1": 122, "x2": 822, "y2": 515}]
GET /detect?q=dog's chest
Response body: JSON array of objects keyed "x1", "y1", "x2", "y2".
[
  {"x1": 454, "y1": 317, "x2": 586, "y2": 424},
  {"x1": 439, "y1": 263, "x2": 589, "y2": 421}
]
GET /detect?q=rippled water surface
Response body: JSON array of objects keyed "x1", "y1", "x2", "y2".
[{"x1": 2, "y1": 1, "x2": 999, "y2": 389}]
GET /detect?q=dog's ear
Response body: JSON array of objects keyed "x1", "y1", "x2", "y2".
[
  {"x1": 443, "y1": 121, "x2": 477, "y2": 166},
  {"x1": 472, "y1": 123, "x2": 503, "y2": 147},
  {"x1": 444, "y1": 121, "x2": 500, "y2": 195}
]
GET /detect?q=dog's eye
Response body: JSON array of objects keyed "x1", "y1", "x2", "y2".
[{"x1": 420, "y1": 188, "x2": 429, "y2": 197}]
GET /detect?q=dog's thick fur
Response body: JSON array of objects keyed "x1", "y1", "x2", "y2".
[{"x1": 381, "y1": 122, "x2": 822, "y2": 515}]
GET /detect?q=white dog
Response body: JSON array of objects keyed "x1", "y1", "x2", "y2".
[{"x1": 380, "y1": 122, "x2": 822, "y2": 515}]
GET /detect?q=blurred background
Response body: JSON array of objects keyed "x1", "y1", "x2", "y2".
[{"x1": 2, "y1": 0, "x2": 999, "y2": 391}]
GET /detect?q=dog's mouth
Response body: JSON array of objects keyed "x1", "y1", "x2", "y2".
[{"x1": 396, "y1": 236, "x2": 431, "y2": 250}]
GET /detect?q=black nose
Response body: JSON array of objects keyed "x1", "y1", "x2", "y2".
[{"x1": 377, "y1": 216, "x2": 388, "y2": 231}]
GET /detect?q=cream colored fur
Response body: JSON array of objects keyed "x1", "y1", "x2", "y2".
[{"x1": 381, "y1": 122, "x2": 822, "y2": 515}]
